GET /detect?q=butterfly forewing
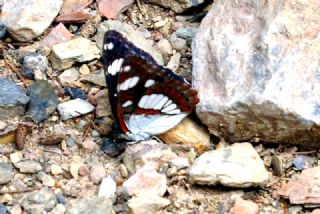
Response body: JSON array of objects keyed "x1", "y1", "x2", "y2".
[{"x1": 102, "y1": 30, "x2": 199, "y2": 141}]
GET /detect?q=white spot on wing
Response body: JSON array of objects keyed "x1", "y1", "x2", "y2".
[
  {"x1": 122, "y1": 100, "x2": 133, "y2": 108},
  {"x1": 107, "y1": 42, "x2": 114, "y2": 50},
  {"x1": 103, "y1": 44, "x2": 107, "y2": 50},
  {"x1": 128, "y1": 76, "x2": 139, "y2": 88},
  {"x1": 162, "y1": 103, "x2": 177, "y2": 113},
  {"x1": 119, "y1": 76, "x2": 139, "y2": 91},
  {"x1": 154, "y1": 96, "x2": 169, "y2": 110},
  {"x1": 145, "y1": 94, "x2": 157, "y2": 108},
  {"x1": 145, "y1": 79, "x2": 155, "y2": 88},
  {"x1": 166, "y1": 109, "x2": 181, "y2": 114},
  {"x1": 138, "y1": 95, "x2": 148, "y2": 108},
  {"x1": 124, "y1": 66, "x2": 131, "y2": 72},
  {"x1": 108, "y1": 58, "x2": 123, "y2": 76},
  {"x1": 163, "y1": 100, "x2": 172, "y2": 108},
  {"x1": 151, "y1": 94, "x2": 165, "y2": 107}
]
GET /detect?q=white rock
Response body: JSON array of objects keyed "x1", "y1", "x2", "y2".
[
  {"x1": 50, "y1": 164, "x2": 63, "y2": 175},
  {"x1": 41, "y1": 173, "x2": 56, "y2": 187},
  {"x1": 169, "y1": 157, "x2": 190, "y2": 170},
  {"x1": 1, "y1": 0, "x2": 63, "y2": 41},
  {"x1": 69, "y1": 161, "x2": 82, "y2": 179},
  {"x1": 98, "y1": 176, "x2": 116, "y2": 201},
  {"x1": 58, "y1": 67, "x2": 80, "y2": 85},
  {"x1": 10, "y1": 152, "x2": 23, "y2": 163},
  {"x1": 50, "y1": 38, "x2": 100, "y2": 70},
  {"x1": 57, "y1": 98, "x2": 95, "y2": 120},
  {"x1": 188, "y1": 143, "x2": 269, "y2": 187}
]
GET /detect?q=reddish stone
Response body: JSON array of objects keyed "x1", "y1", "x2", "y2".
[
  {"x1": 90, "y1": 165, "x2": 106, "y2": 184},
  {"x1": 60, "y1": 0, "x2": 93, "y2": 14},
  {"x1": 98, "y1": 0, "x2": 134, "y2": 19},
  {"x1": 81, "y1": 137, "x2": 97, "y2": 152},
  {"x1": 56, "y1": 11, "x2": 91, "y2": 23},
  {"x1": 230, "y1": 198, "x2": 259, "y2": 214},
  {"x1": 278, "y1": 167, "x2": 320, "y2": 205},
  {"x1": 78, "y1": 165, "x2": 89, "y2": 176},
  {"x1": 42, "y1": 23, "x2": 72, "y2": 48},
  {"x1": 312, "y1": 209, "x2": 320, "y2": 214}
]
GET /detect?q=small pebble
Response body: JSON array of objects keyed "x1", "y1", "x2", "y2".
[
  {"x1": 78, "y1": 165, "x2": 89, "y2": 176},
  {"x1": 91, "y1": 130, "x2": 100, "y2": 137},
  {"x1": 70, "y1": 162, "x2": 81, "y2": 179},
  {"x1": 79, "y1": 64, "x2": 90, "y2": 75},
  {"x1": 1, "y1": 193, "x2": 13, "y2": 205},
  {"x1": 157, "y1": 39, "x2": 173, "y2": 56},
  {"x1": 101, "y1": 138, "x2": 127, "y2": 157},
  {"x1": 14, "y1": 160, "x2": 42, "y2": 173},
  {"x1": 51, "y1": 164, "x2": 63, "y2": 175},
  {"x1": 56, "y1": 193, "x2": 67, "y2": 204},
  {"x1": 171, "y1": 22, "x2": 184, "y2": 31},
  {"x1": 0, "y1": 204, "x2": 6, "y2": 214},
  {"x1": 119, "y1": 164, "x2": 128, "y2": 178},
  {"x1": 170, "y1": 37, "x2": 187, "y2": 51},
  {"x1": 0, "y1": 23, "x2": 7, "y2": 38},
  {"x1": 137, "y1": 27, "x2": 152, "y2": 38},
  {"x1": 90, "y1": 165, "x2": 106, "y2": 184},
  {"x1": 64, "y1": 87, "x2": 87, "y2": 100},
  {"x1": 22, "y1": 53, "x2": 48, "y2": 80},
  {"x1": 292, "y1": 155, "x2": 315, "y2": 170},
  {"x1": 176, "y1": 27, "x2": 197, "y2": 42},
  {"x1": 10, "y1": 152, "x2": 23, "y2": 163},
  {"x1": 66, "y1": 137, "x2": 76, "y2": 147},
  {"x1": 98, "y1": 176, "x2": 116, "y2": 199},
  {"x1": 81, "y1": 137, "x2": 97, "y2": 152},
  {"x1": 77, "y1": 120, "x2": 89, "y2": 131}
]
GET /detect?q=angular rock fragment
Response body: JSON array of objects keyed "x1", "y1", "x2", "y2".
[{"x1": 188, "y1": 143, "x2": 269, "y2": 187}]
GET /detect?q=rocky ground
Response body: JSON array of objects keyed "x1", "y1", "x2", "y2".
[{"x1": 0, "y1": 0, "x2": 320, "y2": 214}]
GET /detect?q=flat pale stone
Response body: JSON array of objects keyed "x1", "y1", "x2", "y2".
[
  {"x1": 128, "y1": 194, "x2": 170, "y2": 214},
  {"x1": 57, "y1": 98, "x2": 95, "y2": 120},
  {"x1": 50, "y1": 37, "x2": 100, "y2": 70},
  {"x1": 188, "y1": 143, "x2": 269, "y2": 187}
]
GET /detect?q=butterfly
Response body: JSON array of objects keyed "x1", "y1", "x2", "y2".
[{"x1": 102, "y1": 30, "x2": 199, "y2": 142}]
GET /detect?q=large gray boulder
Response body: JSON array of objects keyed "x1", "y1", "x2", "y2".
[{"x1": 192, "y1": 0, "x2": 320, "y2": 145}]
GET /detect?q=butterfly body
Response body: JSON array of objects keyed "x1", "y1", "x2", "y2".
[{"x1": 102, "y1": 30, "x2": 199, "y2": 141}]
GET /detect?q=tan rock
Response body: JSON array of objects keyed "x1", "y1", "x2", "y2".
[
  {"x1": 128, "y1": 194, "x2": 170, "y2": 214},
  {"x1": 50, "y1": 38, "x2": 100, "y2": 70},
  {"x1": 159, "y1": 117, "x2": 211, "y2": 154},
  {"x1": 188, "y1": 143, "x2": 269, "y2": 187}
]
